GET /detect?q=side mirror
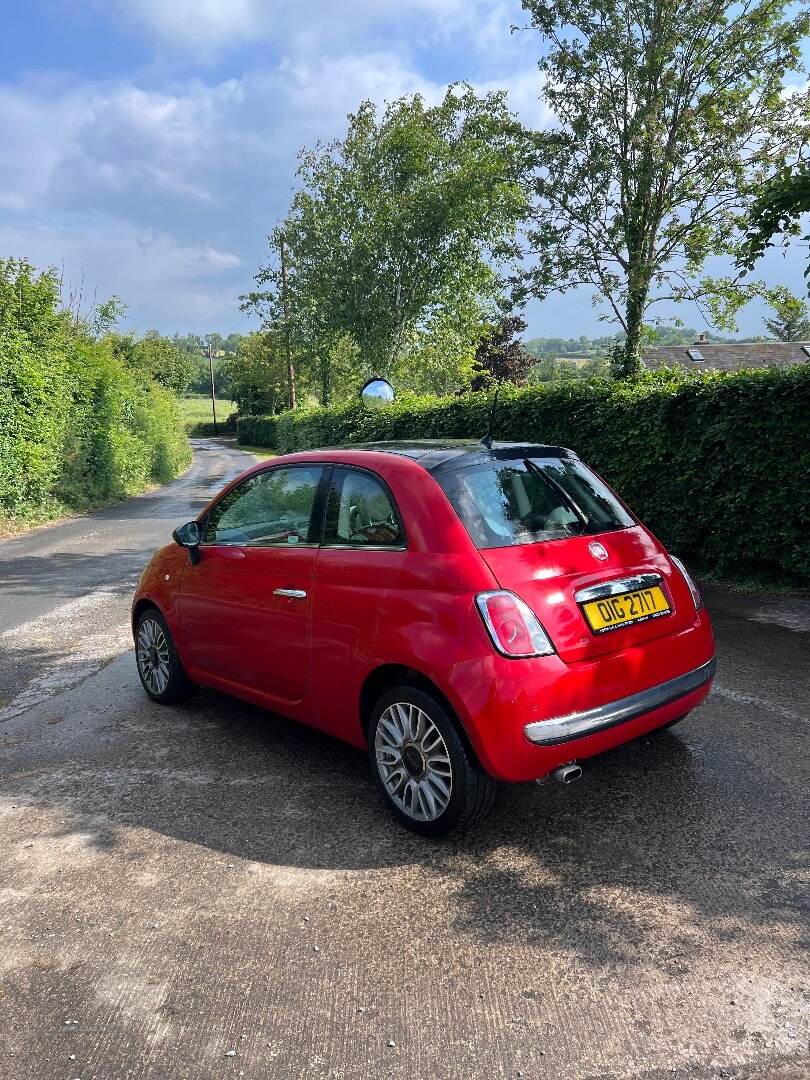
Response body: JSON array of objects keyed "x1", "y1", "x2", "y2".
[
  {"x1": 173, "y1": 520, "x2": 202, "y2": 547},
  {"x1": 360, "y1": 377, "x2": 395, "y2": 411},
  {"x1": 173, "y1": 521, "x2": 202, "y2": 563}
]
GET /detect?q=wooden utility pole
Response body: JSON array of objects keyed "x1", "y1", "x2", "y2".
[
  {"x1": 206, "y1": 343, "x2": 218, "y2": 434},
  {"x1": 279, "y1": 232, "x2": 297, "y2": 410}
]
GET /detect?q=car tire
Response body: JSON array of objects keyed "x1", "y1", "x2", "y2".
[
  {"x1": 135, "y1": 608, "x2": 195, "y2": 705},
  {"x1": 368, "y1": 686, "x2": 497, "y2": 837}
]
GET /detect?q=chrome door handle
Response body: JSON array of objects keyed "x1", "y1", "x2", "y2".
[{"x1": 273, "y1": 588, "x2": 307, "y2": 599}]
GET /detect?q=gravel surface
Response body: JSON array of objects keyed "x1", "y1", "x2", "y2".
[{"x1": 0, "y1": 441, "x2": 807, "y2": 1080}]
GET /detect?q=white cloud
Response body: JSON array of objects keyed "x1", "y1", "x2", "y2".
[
  {"x1": 0, "y1": 50, "x2": 471, "y2": 330},
  {"x1": 98, "y1": 0, "x2": 530, "y2": 58},
  {"x1": 476, "y1": 69, "x2": 552, "y2": 131},
  {"x1": 0, "y1": 215, "x2": 244, "y2": 328},
  {"x1": 3, "y1": 42, "x2": 801, "y2": 338},
  {"x1": 108, "y1": 0, "x2": 264, "y2": 52},
  {"x1": 0, "y1": 0, "x2": 576, "y2": 334},
  {"x1": 0, "y1": 51, "x2": 454, "y2": 220},
  {"x1": 0, "y1": 83, "x2": 88, "y2": 213}
]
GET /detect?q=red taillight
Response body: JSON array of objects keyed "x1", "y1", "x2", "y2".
[
  {"x1": 670, "y1": 556, "x2": 703, "y2": 611},
  {"x1": 475, "y1": 590, "x2": 555, "y2": 658}
]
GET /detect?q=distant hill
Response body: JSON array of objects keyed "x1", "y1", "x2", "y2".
[{"x1": 523, "y1": 328, "x2": 759, "y2": 360}]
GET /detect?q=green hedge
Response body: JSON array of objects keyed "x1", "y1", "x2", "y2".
[
  {"x1": 235, "y1": 413, "x2": 279, "y2": 448},
  {"x1": 0, "y1": 259, "x2": 191, "y2": 522},
  {"x1": 238, "y1": 366, "x2": 810, "y2": 583},
  {"x1": 187, "y1": 413, "x2": 237, "y2": 438}
]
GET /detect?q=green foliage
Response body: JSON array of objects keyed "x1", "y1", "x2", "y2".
[
  {"x1": 525, "y1": 333, "x2": 620, "y2": 359},
  {"x1": 394, "y1": 289, "x2": 485, "y2": 396},
  {"x1": 237, "y1": 414, "x2": 280, "y2": 449},
  {"x1": 529, "y1": 355, "x2": 609, "y2": 383},
  {"x1": 739, "y1": 160, "x2": 810, "y2": 285},
  {"x1": 186, "y1": 414, "x2": 237, "y2": 438},
  {"x1": 0, "y1": 258, "x2": 191, "y2": 522},
  {"x1": 524, "y1": 327, "x2": 741, "y2": 360},
  {"x1": 238, "y1": 365, "x2": 810, "y2": 583},
  {"x1": 763, "y1": 289, "x2": 810, "y2": 341},
  {"x1": 172, "y1": 332, "x2": 242, "y2": 397},
  {"x1": 178, "y1": 395, "x2": 237, "y2": 436},
  {"x1": 220, "y1": 330, "x2": 289, "y2": 415},
  {"x1": 244, "y1": 86, "x2": 530, "y2": 398},
  {"x1": 520, "y1": 0, "x2": 810, "y2": 375},
  {"x1": 470, "y1": 314, "x2": 533, "y2": 390},
  {"x1": 111, "y1": 330, "x2": 198, "y2": 395}
]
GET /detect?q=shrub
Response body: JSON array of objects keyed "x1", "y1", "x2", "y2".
[
  {"x1": 0, "y1": 258, "x2": 191, "y2": 522},
  {"x1": 187, "y1": 412, "x2": 237, "y2": 438},
  {"x1": 238, "y1": 365, "x2": 810, "y2": 583},
  {"x1": 236, "y1": 413, "x2": 279, "y2": 447}
]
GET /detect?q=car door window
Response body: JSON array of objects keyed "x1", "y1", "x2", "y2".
[
  {"x1": 204, "y1": 466, "x2": 324, "y2": 545},
  {"x1": 324, "y1": 468, "x2": 405, "y2": 548}
]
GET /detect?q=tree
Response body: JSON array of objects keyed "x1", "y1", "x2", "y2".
[
  {"x1": 203, "y1": 332, "x2": 225, "y2": 355},
  {"x1": 111, "y1": 332, "x2": 197, "y2": 396},
  {"x1": 395, "y1": 285, "x2": 490, "y2": 395},
  {"x1": 528, "y1": 355, "x2": 609, "y2": 383},
  {"x1": 739, "y1": 160, "x2": 810, "y2": 287},
  {"x1": 219, "y1": 331, "x2": 291, "y2": 415},
  {"x1": 519, "y1": 0, "x2": 810, "y2": 376},
  {"x1": 245, "y1": 86, "x2": 529, "y2": 396},
  {"x1": 470, "y1": 314, "x2": 533, "y2": 390},
  {"x1": 763, "y1": 289, "x2": 810, "y2": 341}
]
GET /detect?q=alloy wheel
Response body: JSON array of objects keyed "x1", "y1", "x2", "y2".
[
  {"x1": 136, "y1": 617, "x2": 171, "y2": 696},
  {"x1": 374, "y1": 701, "x2": 453, "y2": 822}
]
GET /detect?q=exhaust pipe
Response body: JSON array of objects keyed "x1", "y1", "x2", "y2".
[
  {"x1": 553, "y1": 763, "x2": 582, "y2": 784},
  {"x1": 536, "y1": 763, "x2": 582, "y2": 786}
]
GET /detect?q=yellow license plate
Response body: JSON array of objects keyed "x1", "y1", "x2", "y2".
[{"x1": 582, "y1": 585, "x2": 671, "y2": 634}]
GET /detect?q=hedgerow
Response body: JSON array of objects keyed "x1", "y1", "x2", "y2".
[
  {"x1": 187, "y1": 413, "x2": 237, "y2": 438},
  {"x1": 238, "y1": 365, "x2": 810, "y2": 583},
  {"x1": 0, "y1": 258, "x2": 191, "y2": 523}
]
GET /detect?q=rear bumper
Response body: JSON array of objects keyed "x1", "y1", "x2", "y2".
[
  {"x1": 446, "y1": 609, "x2": 716, "y2": 782},
  {"x1": 524, "y1": 657, "x2": 716, "y2": 746}
]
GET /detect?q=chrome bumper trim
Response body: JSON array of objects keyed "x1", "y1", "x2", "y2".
[
  {"x1": 524, "y1": 657, "x2": 716, "y2": 746},
  {"x1": 574, "y1": 572, "x2": 662, "y2": 604}
]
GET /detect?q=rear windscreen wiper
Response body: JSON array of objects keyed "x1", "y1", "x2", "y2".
[{"x1": 523, "y1": 459, "x2": 592, "y2": 533}]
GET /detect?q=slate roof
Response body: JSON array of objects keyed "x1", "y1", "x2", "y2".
[{"x1": 641, "y1": 341, "x2": 810, "y2": 372}]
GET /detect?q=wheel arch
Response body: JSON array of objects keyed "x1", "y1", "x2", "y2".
[
  {"x1": 131, "y1": 597, "x2": 163, "y2": 638},
  {"x1": 358, "y1": 663, "x2": 482, "y2": 768}
]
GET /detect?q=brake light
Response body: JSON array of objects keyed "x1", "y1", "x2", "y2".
[
  {"x1": 475, "y1": 590, "x2": 555, "y2": 657},
  {"x1": 670, "y1": 556, "x2": 703, "y2": 611}
]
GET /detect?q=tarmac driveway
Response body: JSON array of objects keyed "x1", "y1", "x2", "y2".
[{"x1": 0, "y1": 441, "x2": 807, "y2": 1079}]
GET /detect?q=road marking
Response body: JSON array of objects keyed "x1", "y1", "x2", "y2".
[
  {"x1": 747, "y1": 605, "x2": 810, "y2": 633},
  {"x1": 712, "y1": 682, "x2": 809, "y2": 726},
  {"x1": 1, "y1": 587, "x2": 128, "y2": 640},
  {"x1": 0, "y1": 587, "x2": 132, "y2": 722}
]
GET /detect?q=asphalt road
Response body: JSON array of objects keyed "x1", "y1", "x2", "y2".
[{"x1": 1, "y1": 440, "x2": 808, "y2": 1080}]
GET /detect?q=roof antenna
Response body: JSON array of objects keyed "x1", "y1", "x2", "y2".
[{"x1": 480, "y1": 378, "x2": 501, "y2": 450}]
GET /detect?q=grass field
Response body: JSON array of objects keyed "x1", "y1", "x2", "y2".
[
  {"x1": 179, "y1": 395, "x2": 236, "y2": 429},
  {"x1": 236, "y1": 445, "x2": 276, "y2": 459}
]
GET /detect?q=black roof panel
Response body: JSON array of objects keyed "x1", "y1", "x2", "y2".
[{"x1": 329, "y1": 440, "x2": 576, "y2": 473}]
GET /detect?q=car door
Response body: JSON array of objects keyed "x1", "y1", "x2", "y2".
[
  {"x1": 309, "y1": 465, "x2": 407, "y2": 737},
  {"x1": 178, "y1": 464, "x2": 328, "y2": 704}
]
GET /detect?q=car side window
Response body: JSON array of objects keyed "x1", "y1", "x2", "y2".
[
  {"x1": 204, "y1": 466, "x2": 323, "y2": 546},
  {"x1": 324, "y1": 468, "x2": 405, "y2": 548}
]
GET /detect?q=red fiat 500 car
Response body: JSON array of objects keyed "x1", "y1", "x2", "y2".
[{"x1": 132, "y1": 438, "x2": 715, "y2": 835}]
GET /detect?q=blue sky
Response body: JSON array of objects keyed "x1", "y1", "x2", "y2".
[{"x1": 0, "y1": 1, "x2": 806, "y2": 340}]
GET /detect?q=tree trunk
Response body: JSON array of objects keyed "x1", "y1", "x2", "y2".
[
  {"x1": 320, "y1": 357, "x2": 330, "y2": 407},
  {"x1": 279, "y1": 233, "x2": 297, "y2": 410},
  {"x1": 617, "y1": 279, "x2": 648, "y2": 378}
]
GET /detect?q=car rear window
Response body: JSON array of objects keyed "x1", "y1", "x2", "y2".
[{"x1": 437, "y1": 457, "x2": 634, "y2": 549}]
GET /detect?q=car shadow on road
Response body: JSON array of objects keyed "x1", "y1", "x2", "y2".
[
  {"x1": 0, "y1": 550, "x2": 151, "y2": 599},
  {"x1": 5, "y1": 667, "x2": 805, "y2": 973}
]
